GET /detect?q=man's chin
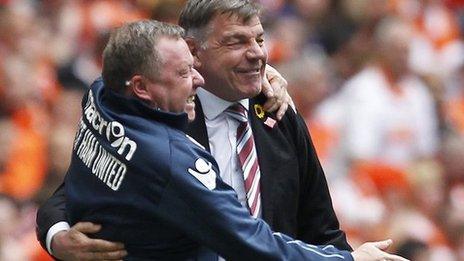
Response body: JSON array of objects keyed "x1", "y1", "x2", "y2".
[{"x1": 246, "y1": 84, "x2": 262, "y2": 98}]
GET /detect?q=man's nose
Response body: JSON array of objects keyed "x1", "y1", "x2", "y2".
[
  {"x1": 246, "y1": 40, "x2": 266, "y2": 61},
  {"x1": 192, "y1": 68, "x2": 204, "y2": 89}
]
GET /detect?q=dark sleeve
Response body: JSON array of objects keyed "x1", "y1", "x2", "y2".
[
  {"x1": 292, "y1": 111, "x2": 352, "y2": 251},
  {"x1": 149, "y1": 139, "x2": 354, "y2": 261},
  {"x1": 36, "y1": 182, "x2": 67, "y2": 250}
]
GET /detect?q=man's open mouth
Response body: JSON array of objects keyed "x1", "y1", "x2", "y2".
[{"x1": 187, "y1": 95, "x2": 195, "y2": 103}]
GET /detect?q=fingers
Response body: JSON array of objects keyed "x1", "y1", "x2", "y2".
[
  {"x1": 87, "y1": 238, "x2": 125, "y2": 252},
  {"x1": 266, "y1": 68, "x2": 287, "y2": 94},
  {"x1": 263, "y1": 63, "x2": 291, "y2": 118},
  {"x1": 95, "y1": 249, "x2": 128, "y2": 260},
  {"x1": 261, "y1": 75, "x2": 274, "y2": 99},
  {"x1": 353, "y1": 240, "x2": 409, "y2": 261},
  {"x1": 272, "y1": 89, "x2": 292, "y2": 119},
  {"x1": 263, "y1": 63, "x2": 289, "y2": 115},
  {"x1": 80, "y1": 249, "x2": 128, "y2": 260},
  {"x1": 371, "y1": 239, "x2": 393, "y2": 251},
  {"x1": 384, "y1": 253, "x2": 410, "y2": 261},
  {"x1": 73, "y1": 222, "x2": 102, "y2": 234},
  {"x1": 78, "y1": 243, "x2": 127, "y2": 260},
  {"x1": 276, "y1": 101, "x2": 288, "y2": 120},
  {"x1": 73, "y1": 222, "x2": 126, "y2": 254},
  {"x1": 52, "y1": 223, "x2": 128, "y2": 261},
  {"x1": 263, "y1": 97, "x2": 280, "y2": 112},
  {"x1": 263, "y1": 83, "x2": 284, "y2": 112},
  {"x1": 263, "y1": 64, "x2": 277, "y2": 98}
]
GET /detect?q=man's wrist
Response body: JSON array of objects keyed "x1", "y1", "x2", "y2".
[{"x1": 46, "y1": 221, "x2": 70, "y2": 255}]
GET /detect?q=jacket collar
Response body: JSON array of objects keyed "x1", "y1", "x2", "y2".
[{"x1": 91, "y1": 78, "x2": 189, "y2": 132}]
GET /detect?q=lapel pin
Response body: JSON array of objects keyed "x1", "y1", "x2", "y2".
[
  {"x1": 254, "y1": 104, "x2": 276, "y2": 128},
  {"x1": 264, "y1": 117, "x2": 277, "y2": 128},
  {"x1": 254, "y1": 104, "x2": 265, "y2": 119}
]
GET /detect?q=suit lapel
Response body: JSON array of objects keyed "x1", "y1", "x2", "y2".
[
  {"x1": 248, "y1": 96, "x2": 276, "y2": 225},
  {"x1": 186, "y1": 96, "x2": 211, "y2": 152}
]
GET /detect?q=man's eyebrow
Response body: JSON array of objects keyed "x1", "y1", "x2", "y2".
[
  {"x1": 222, "y1": 32, "x2": 250, "y2": 41},
  {"x1": 223, "y1": 31, "x2": 265, "y2": 41}
]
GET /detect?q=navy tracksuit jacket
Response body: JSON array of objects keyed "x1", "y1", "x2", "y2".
[{"x1": 65, "y1": 79, "x2": 353, "y2": 260}]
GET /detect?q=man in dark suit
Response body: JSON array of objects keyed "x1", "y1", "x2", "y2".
[
  {"x1": 37, "y1": 0, "x2": 351, "y2": 259},
  {"x1": 180, "y1": 0, "x2": 351, "y2": 250}
]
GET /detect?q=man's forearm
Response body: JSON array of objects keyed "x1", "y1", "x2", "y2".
[{"x1": 36, "y1": 182, "x2": 68, "y2": 250}]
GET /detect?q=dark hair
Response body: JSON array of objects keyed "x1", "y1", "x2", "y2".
[
  {"x1": 102, "y1": 20, "x2": 184, "y2": 93},
  {"x1": 179, "y1": 0, "x2": 261, "y2": 41}
]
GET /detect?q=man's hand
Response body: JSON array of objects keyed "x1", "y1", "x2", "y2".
[
  {"x1": 51, "y1": 222, "x2": 127, "y2": 261},
  {"x1": 262, "y1": 64, "x2": 295, "y2": 120},
  {"x1": 352, "y1": 239, "x2": 409, "y2": 261}
]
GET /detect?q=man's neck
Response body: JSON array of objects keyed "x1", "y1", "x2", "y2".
[{"x1": 196, "y1": 88, "x2": 249, "y2": 120}]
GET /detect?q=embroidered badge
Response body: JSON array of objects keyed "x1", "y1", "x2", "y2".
[
  {"x1": 254, "y1": 104, "x2": 265, "y2": 119},
  {"x1": 188, "y1": 158, "x2": 217, "y2": 190}
]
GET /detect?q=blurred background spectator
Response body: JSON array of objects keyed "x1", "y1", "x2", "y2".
[{"x1": 0, "y1": 0, "x2": 463, "y2": 260}]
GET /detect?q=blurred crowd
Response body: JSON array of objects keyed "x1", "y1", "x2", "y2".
[{"x1": 0, "y1": 0, "x2": 463, "y2": 260}]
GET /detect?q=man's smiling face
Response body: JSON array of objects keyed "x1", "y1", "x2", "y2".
[{"x1": 195, "y1": 14, "x2": 267, "y2": 102}]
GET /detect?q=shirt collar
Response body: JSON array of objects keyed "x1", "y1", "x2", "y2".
[{"x1": 196, "y1": 88, "x2": 249, "y2": 120}]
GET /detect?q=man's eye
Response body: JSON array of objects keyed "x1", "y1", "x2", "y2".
[
  {"x1": 179, "y1": 70, "x2": 190, "y2": 77},
  {"x1": 227, "y1": 41, "x2": 243, "y2": 46},
  {"x1": 256, "y1": 38, "x2": 264, "y2": 46},
  {"x1": 180, "y1": 67, "x2": 194, "y2": 77}
]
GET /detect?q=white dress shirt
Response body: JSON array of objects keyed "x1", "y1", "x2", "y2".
[
  {"x1": 196, "y1": 88, "x2": 256, "y2": 210},
  {"x1": 197, "y1": 88, "x2": 263, "y2": 261},
  {"x1": 46, "y1": 221, "x2": 70, "y2": 255}
]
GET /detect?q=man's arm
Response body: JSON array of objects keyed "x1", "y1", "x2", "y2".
[
  {"x1": 289, "y1": 110, "x2": 352, "y2": 251},
  {"x1": 36, "y1": 182, "x2": 67, "y2": 250},
  {"x1": 150, "y1": 139, "x2": 407, "y2": 261},
  {"x1": 155, "y1": 139, "x2": 352, "y2": 260},
  {"x1": 36, "y1": 182, "x2": 126, "y2": 260},
  {"x1": 50, "y1": 223, "x2": 126, "y2": 261}
]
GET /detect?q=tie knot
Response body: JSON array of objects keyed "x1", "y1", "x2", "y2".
[{"x1": 225, "y1": 103, "x2": 248, "y2": 123}]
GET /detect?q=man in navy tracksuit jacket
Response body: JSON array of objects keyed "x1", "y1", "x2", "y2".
[
  {"x1": 67, "y1": 78, "x2": 357, "y2": 260},
  {"x1": 66, "y1": 78, "x2": 354, "y2": 260},
  {"x1": 63, "y1": 20, "x2": 355, "y2": 260}
]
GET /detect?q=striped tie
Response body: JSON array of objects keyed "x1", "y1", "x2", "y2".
[{"x1": 225, "y1": 104, "x2": 261, "y2": 218}]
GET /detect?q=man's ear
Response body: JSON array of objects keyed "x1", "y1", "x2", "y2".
[
  {"x1": 185, "y1": 37, "x2": 202, "y2": 68},
  {"x1": 130, "y1": 75, "x2": 151, "y2": 101}
]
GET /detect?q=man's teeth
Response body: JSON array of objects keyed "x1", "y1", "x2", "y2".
[{"x1": 187, "y1": 96, "x2": 195, "y2": 103}]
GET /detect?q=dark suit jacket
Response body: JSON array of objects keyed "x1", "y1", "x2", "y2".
[{"x1": 36, "y1": 94, "x2": 351, "y2": 251}]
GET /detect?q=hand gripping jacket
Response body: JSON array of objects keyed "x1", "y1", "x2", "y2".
[{"x1": 65, "y1": 79, "x2": 354, "y2": 260}]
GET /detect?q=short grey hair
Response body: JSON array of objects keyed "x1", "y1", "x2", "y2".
[
  {"x1": 178, "y1": 0, "x2": 261, "y2": 43},
  {"x1": 102, "y1": 20, "x2": 185, "y2": 93}
]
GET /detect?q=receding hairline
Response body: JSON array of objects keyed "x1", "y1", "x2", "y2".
[
  {"x1": 217, "y1": 15, "x2": 265, "y2": 39},
  {"x1": 179, "y1": 0, "x2": 262, "y2": 35},
  {"x1": 155, "y1": 36, "x2": 193, "y2": 66}
]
